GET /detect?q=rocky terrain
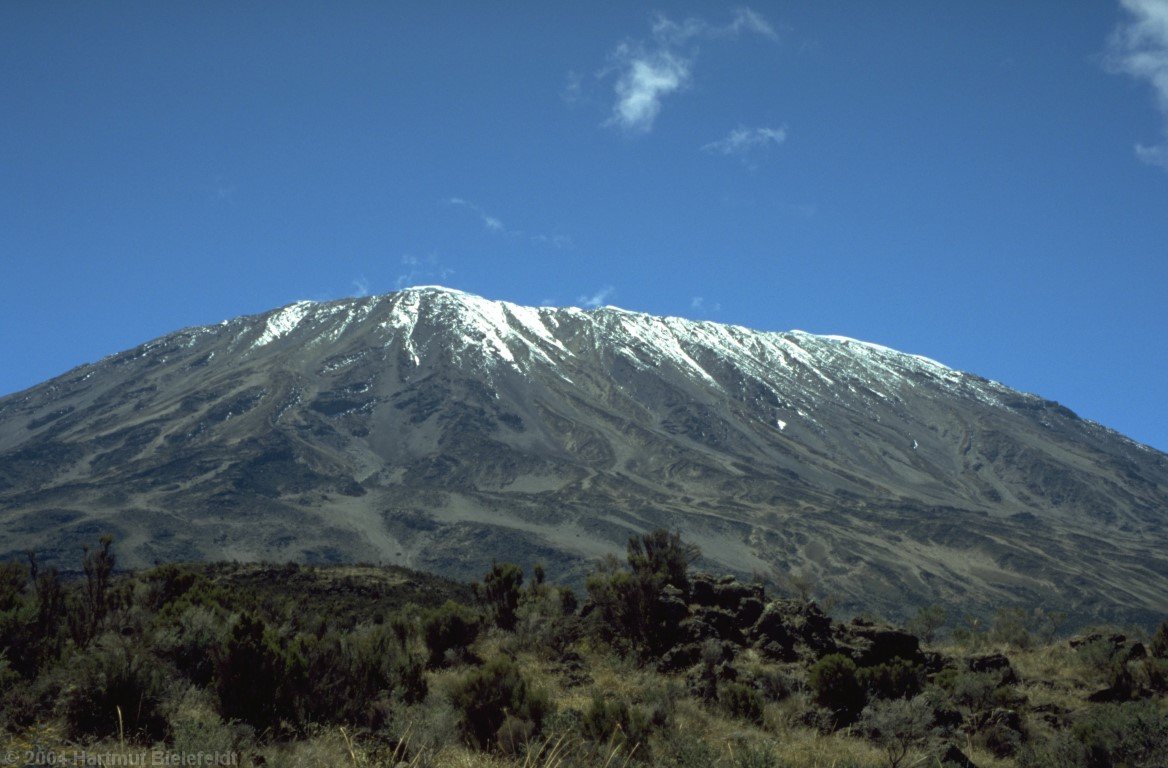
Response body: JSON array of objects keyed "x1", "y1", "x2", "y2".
[{"x1": 1, "y1": 286, "x2": 1165, "y2": 625}]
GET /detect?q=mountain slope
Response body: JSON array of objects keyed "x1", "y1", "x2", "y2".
[{"x1": 1, "y1": 286, "x2": 1165, "y2": 625}]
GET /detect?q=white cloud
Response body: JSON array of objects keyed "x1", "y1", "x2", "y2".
[
  {"x1": 1107, "y1": 0, "x2": 1168, "y2": 169},
  {"x1": 608, "y1": 50, "x2": 691, "y2": 132},
  {"x1": 447, "y1": 197, "x2": 571, "y2": 248},
  {"x1": 352, "y1": 276, "x2": 370, "y2": 298},
  {"x1": 726, "y1": 7, "x2": 779, "y2": 39},
  {"x1": 577, "y1": 286, "x2": 615, "y2": 308},
  {"x1": 449, "y1": 197, "x2": 506, "y2": 233},
  {"x1": 602, "y1": 7, "x2": 778, "y2": 134},
  {"x1": 562, "y1": 70, "x2": 584, "y2": 104},
  {"x1": 395, "y1": 253, "x2": 453, "y2": 290},
  {"x1": 690, "y1": 296, "x2": 722, "y2": 313},
  {"x1": 702, "y1": 125, "x2": 788, "y2": 160}
]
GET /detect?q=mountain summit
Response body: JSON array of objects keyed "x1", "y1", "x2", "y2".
[{"x1": 1, "y1": 286, "x2": 1165, "y2": 625}]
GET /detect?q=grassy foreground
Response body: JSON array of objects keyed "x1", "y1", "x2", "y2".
[{"x1": 1, "y1": 533, "x2": 1166, "y2": 767}]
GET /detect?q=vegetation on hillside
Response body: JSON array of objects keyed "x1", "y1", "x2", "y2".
[{"x1": 1, "y1": 534, "x2": 1166, "y2": 767}]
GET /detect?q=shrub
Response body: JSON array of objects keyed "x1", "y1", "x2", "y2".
[
  {"x1": 514, "y1": 589, "x2": 581, "y2": 657},
  {"x1": 906, "y1": 604, "x2": 946, "y2": 645},
  {"x1": 1072, "y1": 700, "x2": 1168, "y2": 767},
  {"x1": 1076, "y1": 636, "x2": 1122, "y2": 677},
  {"x1": 977, "y1": 721, "x2": 1023, "y2": 759},
  {"x1": 479, "y1": 562, "x2": 524, "y2": 631},
  {"x1": 718, "y1": 681, "x2": 765, "y2": 725},
  {"x1": 859, "y1": 696, "x2": 936, "y2": 768},
  {"x1": 626, "y1": 529, "x2": 698, "y2": 593},
  {"x1": 1150, "y1": 620, "x2": 1168, "y2": 659},
  {"x1": 214, "y1": 612, "x2": 302, "y2": 733},
  {"x1": 730, "y1": 742, "x2": 783, "y2": 768},
  {"x1": 298, "y1": 623, "x2": 427, "y2": 726},
  {"x1": 1017, "y1": 731, "x2": 1089, "y2": 768},
  {"x1": 989, "y1": 606, "x2": 1033, "y2": 650},
  {"x1": 70, "y1": 536, "x2": 116, "y2": 646},
  {"x1": 664, "y1": 731, "x2": 720, "y2": 768},
  {"x1": 808, "y1": 653, "x2": 866, "y2": 724},
  {"x1": 581, "y1": 693, "x2": 653, "y2": 752},
  {"x1": 859, "y1": 659, "x2": 926, "y2": 701},
  {"x1": 0, "y1": 560, "x2": 26, "y2": 612},
  {"x1": 585, "y1": 555, "x2": 688, "y2": 658},
  {"x1": 59, "y1": 635, "x2": 171, "y2": 743},
  {"x1": 151, "y1": 605, "x2": 227, "y2": 687},
  {"x1": 559, "y1": 586, "x2": 578, "y2": 615},
  {"x1": 143, "y1": 564, "x2": 201, "y2": 612},
  {"x1": 744, "y1": 666, "x2": 797, "y2": 702},
  {"x1": 422, "y1": 600, "x2": 481, "y2": 668},
  {"x1": 935, "y1": 669, "x2": 1001, "y2": 712},
  {"x1": 448, "y1": 655, "x2": 551, "y2": 750}
]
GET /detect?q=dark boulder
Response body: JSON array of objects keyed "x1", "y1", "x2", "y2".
[
  {"x1": 968, "y1": 653, "x2": 1018, "y2": 685},
  {"x1": 691, "y1": 605, "x2": 744, "y2": 645},
  {"x1": 837, "y1": 618, "x2": 923, "y2": 666},
  {"x1": 657, "y1": 643, "x2": 702, "y2": 673},
  {"x1": 736, "y1": 596, "x2": 765, "y2": 628},
  {"x1": 750, "y1": 599, "x2": 836, "y2": 661},
  {"x1": 939, "y1": 745, "x2": 978, "y2": 767},
  {"x1": 690, "y1": 572, "x2": 717, "y2": 607}
]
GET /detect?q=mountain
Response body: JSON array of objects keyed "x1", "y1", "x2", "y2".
[{"x1": 1, "y1": 286, "x2": 1165, "y2": 626}]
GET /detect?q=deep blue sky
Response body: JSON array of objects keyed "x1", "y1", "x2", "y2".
[{"x1": 3, "y1": 2, "x2": 1167, "y2": 452}]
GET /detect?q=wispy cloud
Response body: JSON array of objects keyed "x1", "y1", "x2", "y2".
[
  {"x1": 601, "y1": 7, "x2": 779, "y2": 134},
  {"x1": 352, "y1": 276, "x2": 370, "y2": 298},
  {"x1": 690, "y1": 296, "x2": 722, "y2": 314},
  {"x1": 577, "y1": 286, "x2": 615, "y2": 308},
  {"x1": 447, "y1": 197, "x2": 571, "y2": 248},
  {"x1": 702, "y1": 125, "x2": 788, "y2": 163},
  {"x1": 449, "y1": 197, "x2": 506, "y2": 233},
  {"x1": 395, "y1": 253, "x2": 454, "y2": 290},
  {"x1": 562, "y1": 70, "x2": 584, "y2": 104},
  {"x1": 608, "y1": 49, "x2": 690, "y2": 133},
  {"x1": 1107, "y1": 0, "x2": 1168, "y2": 169}
]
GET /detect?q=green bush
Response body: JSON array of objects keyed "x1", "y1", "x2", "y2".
[
  {"x1": 1019, "y1": 700, "x2": 1168, "y2": 767},
  {"x1": 718, "y1": 681, "x2": 765, "y2": 725},
  {"x1": 808, "y1": 653, "x2": 866, "y2": 724},
  {"x1": 581, "y1": 693, "x2": 654, "y2": 752},
  {"x1": 298, "y1": 623, "x2": 427, "y2": 726},
  {"x1": 59, "y1": 635, "x2": 171, "y2": 743},
  {"x1": 1077, "y1": 637, "x2": 1123, "y2": 678},
  {"x1": 989, "y1": 606, "x2": 1033, "y2": 650},
  {"x1": 422, "y1": 600, "x2": 481, "y2": 668},
  {"x1": 0, "y1": 560, "x2": 26, "y2": 612},
  {"x1": 1149, "y1": 620, "x2": 1168, "y2": 660},
  {"x1": 151, "y1": 604, "x2": 227, "y2": 687},
  {"x1": 448, "y1": 655, "x2": 551, "y2": 750},
  {"x1": 1017, "y1": 731, "x2": 1089, "y2": 768},
  {"x1": 1072, "y1": 700, "x2": 1168, "y2": 768},
  {"x1": 935, "y1": 669, "x2": 1002, "y2": 712},
  {"x1": 663, "y1": 731, "x2": 721, "y2": 768},
  {"x1": 478, "y1": 562, "x2": 524, "y2": 631},
  {"x1": 2, "y1": 555, "x2": 69, "y2": 678},
  {"x1": 906, "y1": 604, "x2": 946, "y2": 645},
  {"x1": 626, "y1": 529, "x2": 698, "y2": 593},
  {"x1": 729, "y1": 742, "x2": 784, "y2": 768},
  {"x1": 70, "y1": 536, "x2": 117, "y2": 647},
  {"x1": 214, "y1": 612, "x2": 303, "y2": 733},
  {"x1": 859, "y1": 696, "x2": 936, "y2": 768},
  {"x1": 858, "y1": 659, "x2": 926, "y2": 701}
]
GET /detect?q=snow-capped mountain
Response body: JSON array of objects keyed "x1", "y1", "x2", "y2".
[{"x1": 1, "y1": 286, "x2": 1165, "y2": 625}]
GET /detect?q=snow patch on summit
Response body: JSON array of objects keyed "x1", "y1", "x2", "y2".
[{"x1": 252, "y1": 301, "x2": 315, "y2": 348}]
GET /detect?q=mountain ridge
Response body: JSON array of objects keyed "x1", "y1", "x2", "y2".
[{"x1": 1, "y1": 286, "x2": 1165, "y2": 627}]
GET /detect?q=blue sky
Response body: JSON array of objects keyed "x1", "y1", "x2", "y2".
[{"x1": 2, "y1": 2, "x2": 1167, "y2": 452}]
